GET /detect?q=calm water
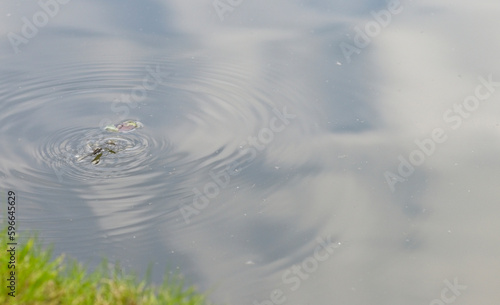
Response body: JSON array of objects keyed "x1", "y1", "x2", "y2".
[{"x1": 1, "y1": 1, "x2": 500, "y2": 304}]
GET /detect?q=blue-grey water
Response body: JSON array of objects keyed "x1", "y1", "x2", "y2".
[{"x1": 1, "y1": 1, "x2": 500, "y2": 304}]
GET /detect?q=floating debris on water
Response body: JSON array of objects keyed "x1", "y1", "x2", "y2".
[{"x1": 104, "y1": 120, "x2": 143, "y2": 133}]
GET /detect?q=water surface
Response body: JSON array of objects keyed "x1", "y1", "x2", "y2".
[{"x1": 1, "y1": 1, "x2": 500, "y2": 304}]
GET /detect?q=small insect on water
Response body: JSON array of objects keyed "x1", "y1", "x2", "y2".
[
  {"x1": 77, "y1": 141, "x2": 118, "y2": 164},
  {"x1": 76, "y1": 120, "x2": 142, "y2": 165}
]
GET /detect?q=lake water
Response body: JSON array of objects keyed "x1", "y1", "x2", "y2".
[{"x1": 1, "y1": 0, "x2": 500, "y2": 304}]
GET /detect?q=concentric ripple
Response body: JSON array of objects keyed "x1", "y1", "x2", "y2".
[
  {"x1": 0, "y1": 53, "x2": 318, "y2": 302},
  {"x1": 37, "y1": 125, "x2": 170, "y2": 182}
]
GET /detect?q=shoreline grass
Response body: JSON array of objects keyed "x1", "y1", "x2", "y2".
[{"x1": 0, "y1": 231, "x2": 211, "y2": 305}]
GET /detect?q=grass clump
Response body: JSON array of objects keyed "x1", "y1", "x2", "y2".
[{"x1": 0, "y1": 232, "x2": 211, "y2": 305}]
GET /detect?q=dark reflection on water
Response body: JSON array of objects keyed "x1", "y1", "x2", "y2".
[{"x1": 1, "y1": 1, "x2": 500, "y2": 304}]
